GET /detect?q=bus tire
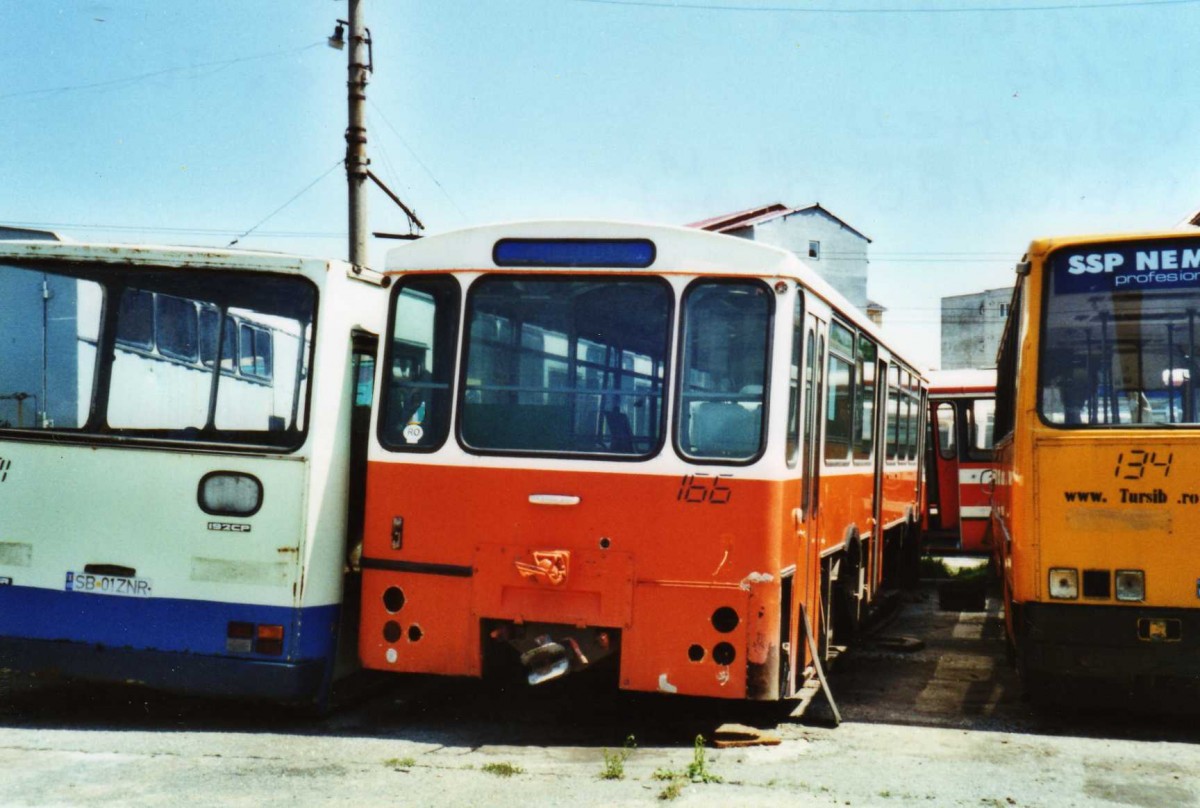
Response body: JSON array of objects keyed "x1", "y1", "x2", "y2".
[{"x1": 832, "y1": 544, "x2": 865, "y2": 642}]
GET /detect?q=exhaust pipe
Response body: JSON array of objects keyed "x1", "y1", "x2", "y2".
[{"x1": 520, "y1": 641, "x2": 570, "y2": 685}]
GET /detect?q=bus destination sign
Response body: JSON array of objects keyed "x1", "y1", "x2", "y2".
[{"x1": 1054, "y1": 238, "x2": 1200, "y2": 295}]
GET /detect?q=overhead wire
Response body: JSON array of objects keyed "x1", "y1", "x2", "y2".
[
  {"x1": 227, "y1": 159, "x2": 344, "y2": 247},
  {"x1": 0, "y1": 41, "x2": 324, "y2": 102},
  {"x1": 569, "y1": 0, "x2": 1200, "y2": 13},
  {"x1": 368, "y1": 99, "x2": 469, "y2": 222}
]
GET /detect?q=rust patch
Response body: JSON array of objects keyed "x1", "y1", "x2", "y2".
[
  {"x1": 747, "y1": 631, "x2": 771, "y2": 665},
  {"x1": 745, "y1": 642, "x2": 779, "y2": 700},
  {"x1": 1064, "y1": 508, "x2": 1171, "y2": 532}
]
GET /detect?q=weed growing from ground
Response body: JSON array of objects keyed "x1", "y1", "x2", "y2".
[
  {"x1": 685, "y1": 735, "x2": 722, "y2": 784},
  {"x1": 599, "y1": 734, "x2": 637, "y2": 780},
  {"x1": 481, "y1": 762, "x2": 524, "y2": 777},
  {"x1": 652, "y1": 734, "x2": 724, "y2": 799},
  {"x1": 658, "y1": 780, "x2": 683, "y2": 801}
]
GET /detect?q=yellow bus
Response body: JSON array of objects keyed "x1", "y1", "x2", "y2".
[{"x1": 994, "y1": 230, "x2": 1200, "y2": 696}]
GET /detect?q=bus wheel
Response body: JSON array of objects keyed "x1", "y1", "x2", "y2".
[{"x1": 832, "y1": 548, "x2": 864, "y2": 642}]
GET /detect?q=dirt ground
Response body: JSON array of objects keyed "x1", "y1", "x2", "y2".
[{"x1": 2, "y1": 581, "x2": 1198, "y2": 807}]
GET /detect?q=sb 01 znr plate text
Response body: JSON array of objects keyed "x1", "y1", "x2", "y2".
[{"x1": 65, "y1": 571, "x2": 153, "y2": 597}]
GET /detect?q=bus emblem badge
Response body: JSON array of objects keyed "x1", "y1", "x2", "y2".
[{"x1": 515, "y1": 551, "x2": 570, "y2": 586}]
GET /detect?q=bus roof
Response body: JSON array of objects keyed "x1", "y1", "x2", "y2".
[
  {"x1": 1026, "y1": 229, "x2": 1200, "y2": 258},
  {"x1": 0, "y1": 239, "x2": 330, "y2": 275},
  {"x1": 385, "y1": 220, "x2": 925, "y2": 376},
  {"x1": 927, "y1": 368, "x2": 996, "y2": 395}
]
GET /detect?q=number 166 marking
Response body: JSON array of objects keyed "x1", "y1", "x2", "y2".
[{"x1": 677, "y1": 474, "x2": 733, "y2": 504}]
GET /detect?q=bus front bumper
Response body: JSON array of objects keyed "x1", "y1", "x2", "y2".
[{"x1": 1019, "y1": 602, "x2": 1200, "y2": 681}]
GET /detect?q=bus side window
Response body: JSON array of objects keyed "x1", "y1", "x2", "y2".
[
  {"x1": 824, "y1": 322, "x2": 855, "y2": 462},
  {"x1": 853, "y1": 335, "x2": 877, "y2": 462},
  {"x1": 967, "y1": 398, "x2": 996, "y2": 460},
  {"x1": 380, "y1": 275, "x2": 461, "y2": 451},
  {"x1": 786, "y1": 296, "x2": 803, "y2": 468},
  {"x1": 936, "y1": 401, "x2": 956, "y2": 460}
]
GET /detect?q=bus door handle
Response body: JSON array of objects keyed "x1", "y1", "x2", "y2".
[
  {"x1": 84, "y1": 563, "x2": 136, "y2": 577},
  {"x1": 528, "y1": 494, "x2": 581, "y2": 506}
]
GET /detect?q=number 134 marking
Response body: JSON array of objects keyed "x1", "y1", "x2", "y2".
[{"x1": 1114, "y1": 449, "x2": 1173, "y2": 480}]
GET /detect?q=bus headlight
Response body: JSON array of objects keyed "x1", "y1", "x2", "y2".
[
  {"x1": 1048, "y1": 568, "x2": 1079, "y2": 599},
  {"x1": 1115, "y1": 569, "x2": 1145, "y2": 602}
]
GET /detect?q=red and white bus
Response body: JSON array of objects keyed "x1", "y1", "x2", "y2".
[
  {"x1": 358, "y1": 221, "x2": 926, "y2": 701},
  {"x1": 923, "y1": 369, "x2": 997, "y2": 555}
]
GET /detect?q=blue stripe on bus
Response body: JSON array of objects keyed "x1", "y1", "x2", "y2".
[{"x1": 0, "y1": 585, "x2": 339, "y2": 662}]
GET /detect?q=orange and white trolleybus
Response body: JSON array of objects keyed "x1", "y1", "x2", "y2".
[
  {"x1": 359, "y1": 221, "x2": 926, "y2": 701},
  {"x1": 994, "y1": 230, "x2": 1200, "y2": 693}
]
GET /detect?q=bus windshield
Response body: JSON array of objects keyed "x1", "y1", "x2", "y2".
[
  {"x1": 0, "y1": 261, "x2": 315, "y2": 448},
  {"x1": 1041, "y1": 238, "x2": 1200, "y2": 427},
  {"x1": 460, "y1": 275, "x2": 670, "y2": 455}
]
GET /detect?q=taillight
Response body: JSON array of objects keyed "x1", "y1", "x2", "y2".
[
  {"x1": 226, "y1": 621, "x2": 254, "y2": 653},
  {"x1": 256, "y1": 624, "x2": 285, "y2": 655}
]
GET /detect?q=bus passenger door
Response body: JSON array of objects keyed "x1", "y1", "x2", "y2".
[
  {"x1": 335, "y1": 332, "x2": 378, "y2": 675},
  {"x1": 870, "y1": 356, "x2": 887, "y2": 593},
  {"x1": 930, "y1": 400, "x2": 961, "y2": 548},
  {"x1": 956, "y1": 396, "x2": 996, "y2": 553},
  {"x1": 801, "y1": 315, "x2": 826, "y2": 663}
]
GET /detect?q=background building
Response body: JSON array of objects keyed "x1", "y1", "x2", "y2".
[
  {"x1": 691, "y1": 203, "x2": 872, "y2": 312},
  {"x1": 940, "y1": 287, "x2": 1013, "y2": 369}
]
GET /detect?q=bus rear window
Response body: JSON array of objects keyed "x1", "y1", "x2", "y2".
[
  {"x1": 460, "y1": 275, "x2": 670, "y2": 456},
  {"x1": 0, "y1": 261, "x2": 315, "y2": 449}
]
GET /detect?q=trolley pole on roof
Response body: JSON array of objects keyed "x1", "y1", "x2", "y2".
[{"x1": 342, "y1": 0, "x2": 371, "y2": 268}]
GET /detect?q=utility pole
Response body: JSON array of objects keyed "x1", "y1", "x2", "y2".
[
  {"x1": 331, "y1": 4, "x2": 422, "y2": 253},
  {"x1": 345, "y1": 0, "x2": 370, "y2": 268}
]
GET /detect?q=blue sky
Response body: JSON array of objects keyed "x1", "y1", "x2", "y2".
[{"x1": 3, "y1": 0, "x2": 1199, "y2": 367}]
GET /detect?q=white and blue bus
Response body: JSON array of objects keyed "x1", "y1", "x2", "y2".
[{"x1": 0, "y1": 234, "x2": 386, "y2": 706}]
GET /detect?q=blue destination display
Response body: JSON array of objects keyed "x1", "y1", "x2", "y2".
[
  {"x1": 1053, "y1": 238, "x2": 1200, "y2": 295},
  {"x1": 493, "y1": 238, "x2": 656, "y2": 268}
]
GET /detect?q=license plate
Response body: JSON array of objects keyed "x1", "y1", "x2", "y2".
[
  {"x1": 65, "y1": 571, "x2": 153, "y2": 598},
  {"x1": 1137, "y1": 617, "x2": 1181, "y2": 642}
]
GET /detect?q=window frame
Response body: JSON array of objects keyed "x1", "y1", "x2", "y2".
[
  {"x1": 673, "y1": 277, "x2": 775, "y2": 467},
  {"x1": 455, "y1": 272, "x2": 673, "y2": 461},
  {"x1": 1036, "y1": 240, "x2": 1200, "y2": 431},
  {"x1": 0, "y1": 260, "x2": 317, "y2": 453},
  {"x1": 823, "y1": 319, "x2": 857, "y2": 465},
  {"x1": 935, "y1": 401, "x2": 958, "y2": 461},
  {"x1": 378, "y1": 273, "x2": 462, "y2": 454}
]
